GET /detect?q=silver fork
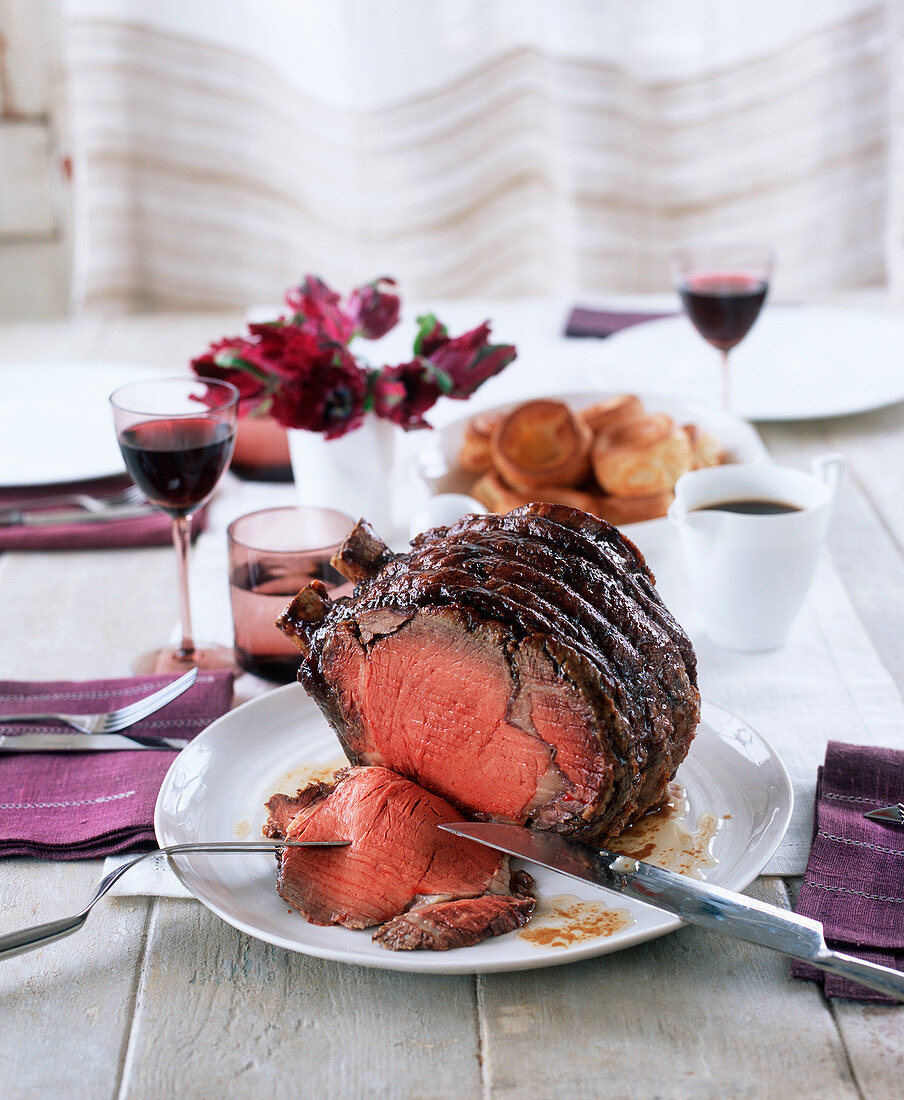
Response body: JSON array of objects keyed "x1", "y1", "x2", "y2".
[
  {"x1": 0, "y1": 484, "x2": 145, "y2": 520},
  {"x1": 0, "y1": 668, "x2": 199, "y2": 744},
  {"x1": 0, "y1": 839, "x2": 351, "y2": 960}
]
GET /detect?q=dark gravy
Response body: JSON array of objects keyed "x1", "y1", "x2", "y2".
[{"x1": 693, "y1": 498, "x2": 802, "y2": 515}]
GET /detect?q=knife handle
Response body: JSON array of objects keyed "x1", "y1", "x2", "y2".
[
  {"x1": 814, "y1": 948, "x2": 904, "y2": 1002},
  {"x1": 605, "y1": 855, "x2": 904, "y2": 1002}
]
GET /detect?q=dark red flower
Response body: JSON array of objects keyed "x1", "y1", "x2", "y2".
[
  {"x1": 416, "y1": 318, "x2": 517, "y2": 399},
  {"x1": 246, "y1": 321, "x2": 323, "y2": 380},
  {"x1": 372, "y1": 359, "x2": 444, "y2": 430},
  {"x1": 348, "y1": 277, "x2": 401, "y2": 340},
  {"x1": 284, "y1": 275, "x2": 356, "y2": 344},
  {"x1": 191, "y1": 278, "x2": 516, "y2": 438},
  {"x1": 190, "y1": 337, "x2": 270, "y2": 416},
  {"x1": 268, "y1": 343, "x2": 369, "y2": 439}
]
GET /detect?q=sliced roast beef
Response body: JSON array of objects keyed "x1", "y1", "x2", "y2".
[
  {"x1": 278, "y1": 503, "x2": 700, "y2": 841},
  {"x1": 373, "y1": 892, "x2": 535, "y2": 951},
  {"x1": 264, "y1": 765, "x2": 534, "y2": 949}
]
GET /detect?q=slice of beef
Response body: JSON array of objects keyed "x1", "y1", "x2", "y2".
[
  {"x1": 373, "y1": 892, "x2": 535, "y2": 951},
  {"x1": 264, "y1": 765, "x2": 534, "y2": 949},
  {"x1": 278, "y1": 503, "x2": 700, "y2": 841}
]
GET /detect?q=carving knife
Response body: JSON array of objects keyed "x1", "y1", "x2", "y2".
[{"x1": 439, "y1": 821, "x2": 904, "y2": 1002}]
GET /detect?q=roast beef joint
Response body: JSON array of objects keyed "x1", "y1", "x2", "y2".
[{"x1": 271, "y1": 503, "x2": 701, "y2": 951}]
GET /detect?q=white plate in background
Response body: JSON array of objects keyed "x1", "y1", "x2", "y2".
[
  {"x1": 601, "y1": 307, "x2": 904, "y2": 421},
  {"x1": 0, "y1": 362, "x2": 156, "y2": 486}
]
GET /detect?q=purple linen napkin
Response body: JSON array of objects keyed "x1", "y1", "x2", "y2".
[
  {"x1": 564, "y1": 306, "x2": 676, "y2": 338},
  {"x1": 791, "y1": 741, "x2": 904, "y2": 1002},
  {"x1": 0, "y1": 475, "x2": 206, "y2": 551},
  {"x1": 0, "y1": 670, "x2": 234, "y2": 859}
]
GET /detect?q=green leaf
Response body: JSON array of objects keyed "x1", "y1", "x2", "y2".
[
  {"x1": 213, "y1": 351, "x2": 253, "y2": 371},
  {"x1": 413, "y1": 313, "x2": 446, "y2": 356},
  {"x1": 424, "y1": 360, "x2": 454, "y2": 394},
  {"x1": 213, "y1": 351, "x2": 270, "y2": 381}
]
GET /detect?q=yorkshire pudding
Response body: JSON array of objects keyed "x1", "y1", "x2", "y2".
[
  {"x1": 459, "y1": 411, "x2": 505, "y2": 474},
  {"x1": 595, "y1": 490, "x2": 674, "y2": 525},
  {"x1": 684, "y1": 423, "x2": 725, "y2": 470},
  {"x1": 592, "y1": 413, "x2": 692, "y2": 498},
  {"x1": 470, "y1": 470, "x2": 600, "y2": 515},
  {"x1": 490, "y1": 399, "x2": 592, "y2": 491},
  {"x1": 578, "y1": 394, "x2": 644, "y2": 436},
  {"x1": 469, "y1": 470, "x2": 525, "y2": 513}
]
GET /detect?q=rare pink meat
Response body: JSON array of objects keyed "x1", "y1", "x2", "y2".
[{"x1": 264, "y1": 766, "x2": 534, "y2": 949}]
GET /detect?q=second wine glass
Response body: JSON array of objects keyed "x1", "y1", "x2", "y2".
[
  {"x1": 670, "y1": 243, "x2": 773, "y2": 412},
  {"x1": 110, "y1": 376, "x2": 239, "y2": 675}
]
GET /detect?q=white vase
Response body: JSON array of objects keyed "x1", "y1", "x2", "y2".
[{"x1": 287, "y1": 417, "x2": 398, "y2": 539}]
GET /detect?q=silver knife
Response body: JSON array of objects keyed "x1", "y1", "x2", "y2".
[
  {"x1": 440, "y1": 821, "x2": 904, "y2": 1002},
  {"x1": 0, "y1": 733, "x2": 189, "y2": 752},
  {"x1": 0, "y1": 505, "x2": 153, "y2": 528},
  {"x1": 863, "y1": 803, "x2": 904, "y2": 826}
]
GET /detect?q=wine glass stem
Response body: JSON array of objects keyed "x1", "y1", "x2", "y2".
[
  {"x1": 720, "y1": 350, "x2": 731, "y2": 412},
  {"x1": 170, "y1": 514, "x2": 195, "y2": 660}
]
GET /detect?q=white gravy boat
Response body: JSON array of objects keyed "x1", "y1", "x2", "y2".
[{"x1": 667, "y1": 454, "x2": 844, "y2": 650}]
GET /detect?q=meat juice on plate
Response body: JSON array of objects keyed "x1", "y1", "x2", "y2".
[
  {"x1": 234, "y1": 756, "x2": 349, "y2": 841},
  {"x1": 518, "y1": 784, "x2": 722, "y2": 949},
  {"x1": 262, "y1": 757, "x2": 349, "y2": 809}
]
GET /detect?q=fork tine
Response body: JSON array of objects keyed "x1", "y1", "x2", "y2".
[
  {"x1": 98, "y1": 668, "x2": 200, "y2": 733},
  {"x1": 101, "y1": 484, "x2": 145, "y2": 507},
  {"x1": 118, "y1": 484, "x2": 145, "y2": 505}
]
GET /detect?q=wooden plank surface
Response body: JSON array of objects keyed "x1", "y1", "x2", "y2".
[
  {"x1": 0, "y1": 860, "x2": 152, "y2": 1100},
  {"x1": 479, "y1": 880, "x2": 859, "y2": 1100},
  {"x1": 760, "y1": 408, "x2": 904, "y2": 693},
  {"x1": 120, "y1": 900, "x2": 483, "y2": 1100}
]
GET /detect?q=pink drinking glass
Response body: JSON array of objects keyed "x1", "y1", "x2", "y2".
[{"x1": 227, "y1": 506, "x2": 355, "y2": 681}]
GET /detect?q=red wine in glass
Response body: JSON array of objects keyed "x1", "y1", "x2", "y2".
[
  {"x1": 119, "y1": 417, "x2": 234, "y2": 517},
  {"x1": 670, "y1": 245, "x2": 773, "y2": 411},
  {"x1": 110, "y1": 377, "x2": 239, "y2": 675},
  {"x1": 677, "y1": 271, "x2": 768, "y2": 352}
]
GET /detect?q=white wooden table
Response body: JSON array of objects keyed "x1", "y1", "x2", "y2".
[{"x1": 1, "y1": 301, "x2": 904, "y2": 1098}]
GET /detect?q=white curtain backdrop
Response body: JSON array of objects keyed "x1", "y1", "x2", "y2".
[{"x1": 61, "y1": 0, "x2": 904, "y2": 311}]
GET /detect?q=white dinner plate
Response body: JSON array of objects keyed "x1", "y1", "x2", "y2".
[
  {"x1": 0, "y1": 362, "x2": 156, "y2": 486},
  {"x1": 155, "y1": 685, "x2": 792, "y2": 975},
  {"x1": 600, "y1": 306, "x2": 904, "y2": 421}
]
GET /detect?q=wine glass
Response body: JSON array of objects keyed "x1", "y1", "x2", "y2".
[
  {"x1": 110, "y1": 376, "x2": 239, "y2": 675},
  {"x1": 669, "y1": 243, "x2": 774, "y2": 412}
]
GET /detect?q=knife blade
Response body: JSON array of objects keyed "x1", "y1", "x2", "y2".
[
  {"x1": 0, "y1": 505, "x2": 153, "y2": 528},
  {"x1": 0, "y1": 733, "x2": 189, "y2": 752},
  {"x1": 440, "y1": 821, "x2": 904, "y2": 1002},
  {"x1": 863, "y1": 803, "x2": 904, "y2": 826}
]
